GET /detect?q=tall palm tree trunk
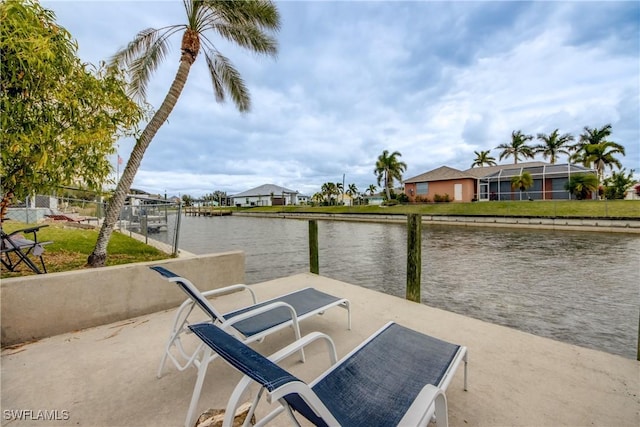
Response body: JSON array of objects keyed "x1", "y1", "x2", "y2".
[
  {"x1": 88, "y1": 59, "x2": 193, "y2": 267},
  {"x1": 385, "y1": 171, "x2": 391, "y2": 200}
]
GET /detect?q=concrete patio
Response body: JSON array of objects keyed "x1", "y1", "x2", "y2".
[{"x1": 2, "y1": 273, "x2": 638, "y2": 426}]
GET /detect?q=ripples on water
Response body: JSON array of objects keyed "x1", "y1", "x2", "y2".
[{"x1": 172, "y1": 215, "x2": 640, "y2": 359}]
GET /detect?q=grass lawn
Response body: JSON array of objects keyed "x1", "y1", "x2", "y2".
[
  {"x1": 246, "y1": 199, "x2": 640, "y2": 218},
  {"x1": 1, "y1": 222, "x2": 170, "y2": 279}
]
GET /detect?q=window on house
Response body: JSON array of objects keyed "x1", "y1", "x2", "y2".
[{"x1": 416, "y1": 182, "x2": 429, "y2": 194}]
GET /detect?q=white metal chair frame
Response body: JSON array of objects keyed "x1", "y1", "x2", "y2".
[{"x1": 153, "y1": 270, "x2": 351, "y2": 427}]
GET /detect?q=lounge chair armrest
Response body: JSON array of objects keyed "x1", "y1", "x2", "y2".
[
  {"x1": 200, "y1": 284, "x2": 257, "y2": 305},
  {"x1": 268, "y1": 332, "x2": 337, "y2": 366},
  {"x1": 224, "y1": 332, "x2": 338, "y2": 425},
  {"x1": 398, "y1": 384, "x2": 448, "y2": 427}
]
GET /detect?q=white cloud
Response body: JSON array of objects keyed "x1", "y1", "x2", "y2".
[{"x1": 44, "y1": 1, "x2": 639, "y2": 197}]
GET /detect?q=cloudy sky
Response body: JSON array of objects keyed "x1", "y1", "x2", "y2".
[{"x1": 43, "y1": 0, "x2": 639, "y2": 198}]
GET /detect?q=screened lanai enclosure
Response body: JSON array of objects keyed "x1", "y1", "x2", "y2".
[{"x1": 479, "y1": 164, "x2": 596, "y2": 201}]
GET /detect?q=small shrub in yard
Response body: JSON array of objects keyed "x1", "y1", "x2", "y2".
[{"x1": 434, "y1": 194, "x2": 452, "y2": 203}]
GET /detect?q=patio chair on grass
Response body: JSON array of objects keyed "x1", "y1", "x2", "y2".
[
  {"x1": 190, "y1": 321, "x2": 468, "y2": 427},
  {"x1": 149, "y1": 266, "x2": 351, "y2": 427},
  {"x1": 1, "y1": 225, "x2": 52, "y2": 274}
]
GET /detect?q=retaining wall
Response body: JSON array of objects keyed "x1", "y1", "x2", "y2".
[
  {"x1": 0, "y1": 251, "x2": 245, "y2": 346},
  {"x1": 235, "y1": 212, "x2": 640, "y2": 233}
]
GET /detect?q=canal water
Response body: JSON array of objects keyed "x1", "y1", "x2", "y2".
[{"x1": 169, "y1": 215, "x2": 639, "y2": 359}]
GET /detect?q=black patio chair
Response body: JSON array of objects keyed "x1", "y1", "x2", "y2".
[{"x1": 1, "y1": 225, "x2": 53, "y2": 274}]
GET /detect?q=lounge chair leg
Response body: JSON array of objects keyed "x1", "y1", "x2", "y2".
[
  {"x1": 345, "y1": 301, "x2": 352, "y2": 330},
  {"x1": 157, "y1": 346, "x2": 170, "y2": 379},
  {"x1": 463, "y1": 351, "x2": 468, "y2": 391},
  {"x1": 185, "y1": 347, "x2": 212, "y2": 427},
  {"x1": 433, "y1": 391, "x2": 449, "y2": 427},
  {"x1": 283, "y1": 405, "x2": 302, "y2": 427}
]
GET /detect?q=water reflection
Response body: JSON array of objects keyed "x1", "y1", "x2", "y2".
[{"x1": 174, "y1": 215, "x2": 640, "y2": 359}]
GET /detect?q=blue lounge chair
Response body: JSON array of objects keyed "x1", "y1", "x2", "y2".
[
  {"x1": 150, "y1": 266, "x2": 351, "y2": 427},
  {"x1": 190, "y1": 321, "x2": 468, "y2": 427}
]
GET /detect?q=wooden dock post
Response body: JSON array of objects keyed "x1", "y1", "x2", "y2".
[
  {"x1": 309, "y1": 220, "x2": 319, "y2": 274},
  {"x1": 406, "y1": 214, "x2": 421, "y2": 303}
]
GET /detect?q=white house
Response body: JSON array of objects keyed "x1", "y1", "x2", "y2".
[{"x1": 231, "y1": 184, "x2": 300, "y2": 207}]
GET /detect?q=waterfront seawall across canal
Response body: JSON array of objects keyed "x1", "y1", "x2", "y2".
[{"x1": 234, "y1": 210, "x2": 640, "y2": 233}]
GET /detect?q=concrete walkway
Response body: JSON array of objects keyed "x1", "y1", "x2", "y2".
[{"x1": 2, "y1": 273, "x2": 638, "y2": 426}]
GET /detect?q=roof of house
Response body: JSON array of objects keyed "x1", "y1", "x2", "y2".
[
  {"x1": 231, "y1": 184, "x2": 298, "y2": 198},
  {"x1": 463, "y1": 162, "x2": 548, "y2": 178},
  {"x1": 404, "y1": 166, "x2": 474, "y2": 183},
  {"x1": 481, "y1": 163, "x2": 594, "y2": 179}
]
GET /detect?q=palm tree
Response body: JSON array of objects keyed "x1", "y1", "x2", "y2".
[
  {"x1": 366, "y1": 184, "x2": 377, "y2": 195},
  {"x1": 88, "y1": 0, "x2": 280, "y2": 267},
  {"x1": 510, "y1": 171, "x2": 534, "y2": 200},
  {"x1": 583, "y1": 141, "x2": 626, "y2": 193},
  {"x1": 374, "y1": 150, "x2": 407, "y2": 200},
  {"x1": 311, "y1": 192, "x2": 324, "y2": 205},
  {"x1": 321, "y1": 182, "x2": 337, "y2": 205},
  {"x1": 565, "y1": 173, "x2": 598, "y2": 200},
  {"x1": 603, "y1": 169, "x2": 635, "y2": 200},
  {"x1": 496, "y1": 130, "x2": 534, "y2": 164},
  {"x1": 571, "y1": 124, "x2": 612, "y2": 164},
  {"x1": 470, "y1": 150, "x2": 496, "y2": 168},
  {"x1": 346, "y1": 183, "x2": 358, "y2": 206},
  {"x1": 534, "y1": 129, "x2": 573, "y2": 164},
  {"x1": 335, "y1": 182, "x2": 344, "y2": 205}
]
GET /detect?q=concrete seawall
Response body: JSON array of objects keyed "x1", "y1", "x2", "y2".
[
  {"x1": 0, "y1": 251, "x2": 245, "y2": 346},
  {"x1": 234, "y1": 211, "x2": 640, "y2": 233}
]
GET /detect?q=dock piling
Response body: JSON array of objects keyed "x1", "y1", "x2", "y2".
[
  {"x1": 309, "y1": 220, "x2": 319, "y2": 274},
  {"x1": 406, "y1": 214, "x2": 421, "y2": 303}
]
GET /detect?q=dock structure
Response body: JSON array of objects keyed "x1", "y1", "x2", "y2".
[{"x1": 184, "y1": 206, "x2": 232, "y2": 217}]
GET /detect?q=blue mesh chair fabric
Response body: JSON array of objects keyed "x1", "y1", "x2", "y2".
[
  {"x1": 189, "y1": 321, "x2": 463, "y2": 427},
  {"x1": 225, "y1": 288, "x2": 342, "y2": 336},
  {"x1": 150, "y1": 265, "x2": 219, "y2": 320},
  {"x1": 311, "y1": 323, "x2": 460, "y2": 426},
  {"x1": 189, "y1": 323, "x2": 299, "y2": 392}
]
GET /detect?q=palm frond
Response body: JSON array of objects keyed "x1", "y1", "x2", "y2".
[
  {"x1": 201, "y1": 0, "x2": 280, "y2": 31},
  {"x1": 210, "y1": 22, "x2": 278, "y2": 56},
  {"x1": 204, "y1": 49, "x2": 250, "y2": 111},
  {"x1": 109, "y1": 26, "x2": 182, "y2": 101}
]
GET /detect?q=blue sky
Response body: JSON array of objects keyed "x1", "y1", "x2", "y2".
[{"x1": 43, "y1": 0, "x2": 639, "y2": 198}]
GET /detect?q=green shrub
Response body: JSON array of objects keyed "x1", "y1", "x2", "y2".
[
  {"x1": 434, "y1": 194, "x2": 452, "y2": 203},
  {"x1": 397, "y1": 193, "x2": 409, "y2": 203}
]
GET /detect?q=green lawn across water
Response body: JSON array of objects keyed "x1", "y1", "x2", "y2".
[{"x1": 246, "y1": 199, "x2": 640, "y2": 218}]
